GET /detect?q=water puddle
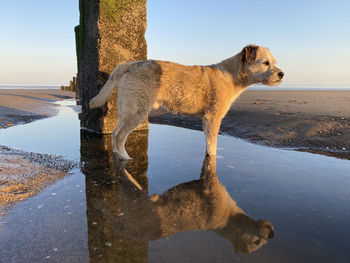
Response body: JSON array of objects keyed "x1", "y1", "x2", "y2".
[{"x1": 0, "y1": 100, "x2": 349, "y2": 262}]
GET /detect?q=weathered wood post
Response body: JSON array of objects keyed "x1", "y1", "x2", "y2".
[{"x1": 76, "y1": 0, "x2": 148, "y2": 133}]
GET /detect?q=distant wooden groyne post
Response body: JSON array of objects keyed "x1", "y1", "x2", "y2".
[
  {"x1": 76, "y1": 0, "x2": 148, "y2": 133},
  {"x1": 60, "y1": 76, "x2": 78, "y2": 92}
]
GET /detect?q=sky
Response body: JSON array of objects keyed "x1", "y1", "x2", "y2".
[{"x1": 0, "y1": 0, "x2": 349, "y2": 86}]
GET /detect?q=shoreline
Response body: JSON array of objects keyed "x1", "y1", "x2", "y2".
[
  {"x1": 1, "y1": 89, "x2": 349, "y2": 159},
  {"x1": 0, "y1": 89, "x2": 75, "y2": 128},
  {"x1": 150, "y1": 90, "x2": 350, "y2": 159}
]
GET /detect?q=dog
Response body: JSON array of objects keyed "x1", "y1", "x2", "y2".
[
  {"x1": 91, "y1": 154, "x2": 274, "y2": 254},
  {"x1": 90, "y1": 45, "x2": 284, "y2": 160}
]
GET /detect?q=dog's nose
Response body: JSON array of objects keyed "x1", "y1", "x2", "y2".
[{"x1": 278, "y1": 71, "x2": 284, "y2": 79}]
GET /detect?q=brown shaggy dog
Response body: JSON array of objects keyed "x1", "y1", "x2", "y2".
[{"x1": 90, "y1": 45, "x2": 284, "y2": 159}]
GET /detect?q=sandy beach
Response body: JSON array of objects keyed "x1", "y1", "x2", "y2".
[
  {"x1": 0, "y1": 89, "x2": 75, "y2": 128},
  {"x1": 0, "y1": 146, "x2": 77, "y2": 215},
  {"x1": 150, "y1": 90, "x2": 350, "y2": 159}
]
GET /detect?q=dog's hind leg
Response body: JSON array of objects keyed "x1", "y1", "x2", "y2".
[
  {"x1": 112, "y1": 109, "x2": 149, "y2": 160},
  {"x1": 112, "y1": 74, "x2": 158, "y2": 160},
  {"x1": 112, "y1": 89, "x2": 153, "y2": 160},
  {"x1": 112, "y1": 116, "x2": 129, "y2": 159},
  {"x1": 202, "y1": 114, "x2": 222, "y2": 156}
]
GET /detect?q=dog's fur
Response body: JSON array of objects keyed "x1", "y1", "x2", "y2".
[
  {"x1": 91, "y1": 154, "x2": 274, "y2": 254},
  {"x1": 90, "y1": 45, "x2": 284, "y2": 159}
]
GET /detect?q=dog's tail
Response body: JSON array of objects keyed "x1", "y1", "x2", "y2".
[{"x1": 89, "y1": 63, "x2": 131, "y2": 109}]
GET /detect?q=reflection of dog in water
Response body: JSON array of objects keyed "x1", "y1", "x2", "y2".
[
  {"x1": 89, "y1": 45, "x2": 284, "y2": 160},
  {"x1": 92, "y1": 155, "x2": 274, "y2": 254}
]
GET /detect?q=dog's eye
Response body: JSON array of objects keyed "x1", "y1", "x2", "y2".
[{"x1": 264, "y1": 61, "x2": 270, "y2": 66}]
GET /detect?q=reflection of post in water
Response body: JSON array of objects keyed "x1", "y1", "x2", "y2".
[
  {"x1": 95, "y1": 153, "x2": 274, "y2": 255},
  {"x1": 81, "y1": 129, "x2": 149, "y2": 262}
]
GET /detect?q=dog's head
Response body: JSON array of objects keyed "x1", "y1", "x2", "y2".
[
  {"x1": 241, "y1": 45, "x2": 284, "y2": 86},
  {"x1": 231, "y1": 219, "x2": 274, "y2": 254},
  {"x1": 216, "y1": 215, "x2": 274, "y2": 254}
]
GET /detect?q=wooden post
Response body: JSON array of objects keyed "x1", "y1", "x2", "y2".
[{"x1": 76, "y1": 0, "x2": 148, "y2": 134}]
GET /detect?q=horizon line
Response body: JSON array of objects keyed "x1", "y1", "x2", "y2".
[{"x1": 1, "y1": 84, "x2": 350, "y2": 87}]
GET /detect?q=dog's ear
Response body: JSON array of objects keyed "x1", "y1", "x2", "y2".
[{"x1": 242, "y1": 45, "x2": 259, "y2": 65}]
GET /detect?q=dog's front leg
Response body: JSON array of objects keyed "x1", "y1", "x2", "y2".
[{"x1": 202, "y1": 114, "x2": 221, "y2": 156}]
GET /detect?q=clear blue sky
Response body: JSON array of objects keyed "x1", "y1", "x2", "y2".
[{"x1": 0, "y1": 0, "x2": 349, "y2": 86}]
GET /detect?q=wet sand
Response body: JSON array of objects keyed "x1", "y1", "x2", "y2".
[
  {"x1": 0, "y1": 146, "x2": 77, "y2": 214},
  {"x1": 0, "y1": 89, "x2": 75, "y2": 128},
  {"x1": 150, "y1": 90, "x2": 350, "y2": 158}
]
